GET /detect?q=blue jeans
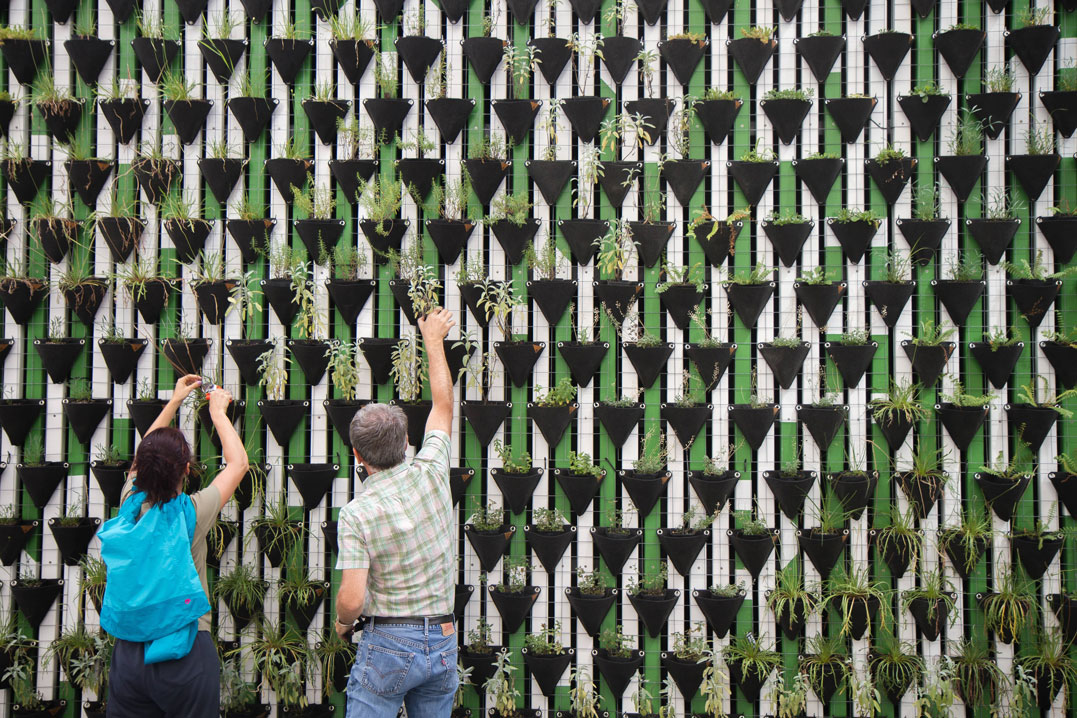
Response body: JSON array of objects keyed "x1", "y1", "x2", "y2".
[{"x1": 346, "y1": 621, "x2": 458, "y2": 718}]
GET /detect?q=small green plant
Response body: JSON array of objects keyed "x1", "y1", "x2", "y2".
[
  {"x1": 633, "y1": 426, "x2": 670, "y2": 475},
  {"x1": 832, "y1": 207, "x2": 882, "y2": 225},
  {"x1": 766, "y1": 208, "x2": 810, "y2": 226},
  {"x1": 909, "y1": 82, "x2": 945, "y2": 98},
  {"x1": 734, "y1": 508, "x2": 772, "y2": 537},
  {"x1": 723, "y1": 634, "x2": 780, "y2": 683},
  {"x1": 874, "y1": 145, "x2": 906, "y2": 162},
  {"x1": 567, "y1": 667, "x2": 601, "y2": 718},
  {"x1": 523, "y1": 621, "x2": 564, "y2": 656},
  {"x1": 488, "y1": 192, "x2": 532, "y2": 227},
  {"x1": 763, "y1": 87, "x2": 812, "y2": 101},
  {"x1": 598, "y1": 627, "x2": 633, "y2": 658},
  {"x1": 740, "y1": 25, "x2": 776, "y2": 43},
  {"x1": 533, "y1": 376, "x2": 576, "y2": 407},
  {"x1": 466, "y1": 617, "x2": 495, "y2": 654},
  {"x1": 389, "y1": 333, "x2": 426, "y2": 403},
  {"x1": 468, "y1": 500, "x2": 506, "y2": 532},
  {"x1": 725, "y1": 262, "x2": 772, "y2": 285},
  {"x1": 493, "y1": 440, "x2": 532, "y2": 474},
  {"x1": 576, "y1": 569, "x2": 610, "y2": 596},
  {"x1": 568, "y1": 451, "x2": 603, "y2": 478},
  {"x1": 946, "y1": 252, "x2": 984, "y2": 281},
  {"x1": 824, "y1": 564, "x2": 889, "y2": 638},
  {"x1": 870, "y1": 379, "x2": 928, "y2": 424}
]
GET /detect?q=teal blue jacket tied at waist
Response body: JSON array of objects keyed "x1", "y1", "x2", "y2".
[{"x1": 98, "y1": 490, "x2": 211, "y2": 664}]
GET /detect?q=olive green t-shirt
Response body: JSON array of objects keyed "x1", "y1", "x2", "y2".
[{"x1": 121, "y1": 477, "x2": 221, "y2": 632}]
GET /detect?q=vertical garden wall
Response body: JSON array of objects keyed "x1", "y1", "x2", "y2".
[{"x1": 0, "y1": 0, "x2": 1074, "y2": 713}]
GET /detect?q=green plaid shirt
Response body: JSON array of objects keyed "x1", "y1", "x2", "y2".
[{"x1": 336, "y1": 430, "x2": 455, "y2": 617}]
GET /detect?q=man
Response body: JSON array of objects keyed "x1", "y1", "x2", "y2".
[{"x1": 334, "y1": 307, "x2": 458, "y2": 718}]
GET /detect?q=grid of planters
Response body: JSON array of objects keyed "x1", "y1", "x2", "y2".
[{"x1": 0, "y1": 0, "x2": 1076, "y2": 716}]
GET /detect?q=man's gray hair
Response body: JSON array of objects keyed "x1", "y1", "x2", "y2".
[{"x1": 349, "y1": 403, "x2": 408, "y2": 470}]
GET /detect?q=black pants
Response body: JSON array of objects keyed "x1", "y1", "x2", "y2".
[{"x1": 107, "y1": 630, "x2": 219, "y2": 718}]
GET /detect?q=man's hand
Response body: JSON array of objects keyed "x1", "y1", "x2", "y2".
[
  {"x1": 207, "y1": 388, "x2": 234, "y2": 417},
  {"x1": 170, "y1": 375, "x2": 202, "y2": 404},
  {"x1": 418, "y1": 307, "x2": 455, "y2": 345},
  {"x1": 335, "y1": 619, "x2": 355, "y2": 641}
]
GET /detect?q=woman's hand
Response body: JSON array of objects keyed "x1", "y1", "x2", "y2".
[
  {"x1": 207, "y1": 388, "x2": 233, "y2": 417},
  {"x1": 170, "y1": 375, "x2": 202, "y2": 405}
]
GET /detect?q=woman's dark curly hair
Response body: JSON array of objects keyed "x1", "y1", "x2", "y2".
[{"x1": 133, "y1": 427, "x2": 191, "y2": 505}]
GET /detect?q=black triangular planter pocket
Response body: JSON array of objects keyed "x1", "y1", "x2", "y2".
[
  {"x1": 1013, "y1": 535, "x2": 1062, "y2": 579},
  {"x1": 1051, "y1": 471, "x2": 1077, "y2": 519},
  {"x1": 600, "y1": 36, "x2": 643, "y2": 85},
  {"x1": 396, "y1": 401, "x2": 432, "y2": 448},
  {"x1": 38, "y1": 99, "x2": 83, "y2": 142},
  {"x1": 761, "y1": 98, "x2": 811, "y2": 144},
  {"x1": 425, "y1": 97, "x2": 474, "y2": 144},
  {"x1": 286, "y1": 583, "x2": 328, "y2": 630},
  {"x1": 4, "y1": 159, "x2": 49, "y2": 204},
  {"x1": 1006, "y1": 403, "x2": 1058, "y2": 452},
  {"x1": 728, "y1": 37, "x2": 776, "y2": 84},
  {"x1": 461, "y1": 37, "x2": 506, "y2": 85},
  {"x1": 49, "y1": 517, "x2": 100, "y2": 566},
  {"x1": 692, "y1": 590, "x2": 745, "y2": 639},
  {"x1": 621, "y1": 470, "x2": 670, "y2": 518},
  {"x1": 161, "y1": 338, "x2": 210, "y2": 377},
  {"x1": 728, "y1": 160, "x2": 778, "y2": 205},
  {"x1": 526, "y1": 160, "x2": 575, "y2": 204},
  {"x1": 266, "y1": 38, "x2": 313, "y2": 85},
  {"x1": 659, "y1": 37, "x2": 707, "y2": 85},
  {"x1": 1040, "y1": 90, "x2": 1077, "y2": 138},
  {"x1": 901, "y1": 341, "x2": 955, "y2": 387},
  {"x1": 794, "y1": 281, "x2": 845, "y2": 329},
  {"x1": 594, "y1": 402, "x2": 643, "y2": 448},
  {"x1": 198, "y1": 38, "x2": 247, "y2": 83},
  {"x1": 359, "y1": 337, "x2": 399, "y2": 384},
  {"x1": 896, "y1": 472, "x2": 943, "y2": 519},
  {"x1": 566, "y1": 589, "x2": 617, "y2": 638},
  {"x1": 505, "y1": 0, "x2": 539, "y2": 22},
  {"x1": 863, "y1": 31, "x2": 912, "y2": 80},
  {"x1": 62, "y1": 399, "x2": 111, "y2": 444},
  {"x1": 528, "y1": 404, "x2": 576, "y2": 447},
  {"x1": 598, "y1": 160, "x2": 641, "y2": 207},
  {"x1": 462, "y1": 400, "x2": 511, "y2": 446},
  {"x1": 198, "y1": 158, "x2": 246, "y2": 206},
  {"x1": 553, "y1": 469, "x2": 603, "y2": 514},
  {"x1": 974, "y1": 472, "x2": 1029, "y2": 522},
  {"x1": 164, "y1": 98, "x2": 212, "y2": 144},
  {"x1": 730, "y1": 530, "x2": 776, "y2": 578},
  {"x1": 34, "y1": 218, "x2": 76, "y2": 264},
  {"x1": 625, "y1": 98, "x2": 676, "y2": 144},
  {"x1": 624, "y1": 343, "x2": 673, "y2": 389},
  {"x1": 864, "y1": 280, "x2": 914, "y2": 328},
  {"x1": 1007, "y1": 154, "x2": 1059, "y2": 201},
  {"x1": 907, "y1": 596, "x2": 952, "y2": 641},
  {"x1": 936, "y1": 155, "x2": 986, "y2": 203},
  {"x1": 66, "y1": 38, "x2": 114, "y2": 85},
  {"x1": 594, "y1": 649, "x2": 643, "y2": 698},
  {"x1": 795, "y1": 34, "x2": 845, "y2": 82},
  {"x1": 462, "y1": 158, "x2": 509, "y2": 206},
  {"x1": 449, "y1": 468, "x2": 473, "y2": 507},
  {"x1": 694, "y1": 99, "x2": 742, "y2": 145},
  {"x1": 262, "y1": 278, "x2": 301, "y2": 324},
  {"x1": 425, "y1": 219, "x2": 475, "y2": 265},
  {"x1": 164, "y1": 219, "x2": 212, "y2": 264},
  {"x1": 301, "y1": 99, "x2": 350, "y2": 145},
  {"x1": 828, "y1": 471, "x2": 877, "y2": 520},
  {"x1": 265, "y1": 158, "x2": 313, "y2": 202},
  {"x1": 967, "y1": 91, "x2": 1021, "y2": 140},
  {"x1": 726, "y1": 282, "x2": 775, "y2": 326},
  {"x1": 324, "y1": 399, "x2": 367, "y2": 446},
  {"x1": 936, "y1": 403, "x2": 987, "y2": 451},
  {"x1": 798, "y1": 404, "x2": 847, "y2": 450},
  {"x1": 66, "y1": 159, "x2": 112, "y2": 207},
  {"x1": 1042, "y1": 341, "x2": 1077, "y2": 390},
  {"x1": 631, "y1": 221, "x2": 675, "y2": 267},
  {"x1": 11, "y1": 579, "x2": 62, "y2": 629},
  {"x1": 364, "y1": 97, "x2": 414, "y2": 140},
  {"x1": 395, "y1": 35, "x2": 443, "y2": 82},
  {"x1": 658, "y1": 530, "x2": 709, "y2": 576},
  {"x1": 825, "y1": 96, "x2": 876, "y2": 143},
  {"x1": 763, "y1": 470, "x2": 816, "y2": 519},
  {"x1": 288, "y1": 339, "x2": 330, "y2": 385},
  {"x1": 34, "y1": 338, "x2": 84, "y2": 383},
  {"x1": 825, "y1": 341, "x2": 876, "y2": 388},
  {"x1": 567, "y1": 0, "x2": 602, "y2": 21},
  {"x1": 0, "y1": 100, "x2": 14, "y2": 138},
  {"x1": 128, "y1": 399, "x2": 166, "y2": 436},
  {"x1": 556, "y1": 341, "x2": 607, "y2": 387},
  {"x1": 100, "y1": 98, "x2": 149, "y2": 144},
  {"x1": 0, "y1": 341, "x2": 11, "y2": 372},
  {"x1": 698, "y1": 0, "x2": 732, "y2": 21},
  {"x1": 494, "y1": 341, "x2": 544, "y2": 388},
  {"x1": 1007, "y1": 24, "x2": 1059, "y2": 75},
  {"x1": 690, "y1": 219, "x2": 741, "y2": 267},
  {"x1": 295, "y1": 219, "x2": 346, "y2": 262},
  {"x1": 1050, "y1": 594, "x2": 1077, "y2": 644},
  {"x1": 458, "y1": 282, "x2": 488, "y2": 325},
  {"x1": 0, "y1": 520, "x2": 36, "y2": 565},
  {"x1": 661, "y1": 161, "x2": 709, "y2": 206},
  {"x1": 174, "y1": 0, "x2": 209, "y2": 22},
  {"x1": 460, "y1": 647, "x2": 501, "y2": 691},
  {"x1": 329, "y1": 39, "x2": 375, "y2": 85},
  {"x1": 18, "y1": 462, "x2": 69, "y2": 509},
  {"x1": 523, "y1": 648, "x2": 573, "y2": 698},
  {"x1": 661, "y1": 403, "x2": 710, "y2": 447},
  {"x1": 525, "y1": 525, "x2": 575, "y2": 573},
  {"x1": 228, "y1": 97, "x2": 277, "y2": 142},
  {"x1": 935, "y1": 28, "x2": 985, "y2": 78},
  {"x1": 226, "y1": 339, "x2": 273, "y2": 385},
  {"x1": 874, "y1": 531, "x2": 917, "y2": 577},
  {"x1": 98, "y1": 216, "x2": 144, "y2": 262},
  {"x1": 874, "y1": 413, "x2": 914, "y2": 451},
  {"x1": 493, "y1": 99, "x2": 541, "y2": 146},
  {"x1": 1009, "y1": 279, "x2": 1061, "y2": 329},
  {"x1": 132, "y1": 158, "x2": 180, "y2": 205},
  {"x1": 729, "y1": 404, "x2": 778, "y2": 450},
  {"x1": 193, "y1": 281, "x2": 233, "y2": 326},
  {"x1": 866, "y1": 157, "x2": 916, "y2": 204},
  {"x1": 594, "y1": 280, "x2": 642, "y2": 324},
  {"x1": 225, "y1": 219, "x2": 272, "y2": 263},
  {"x1": 628, "y1": 590, "x2": 679, "y2": 638},
  {"x1": 132, "y1": 37, "x2": 180, "y2": 83},
  {"x1": 688, "y1": 470, "x2": 738, "y2": 515},
  {"x1": 558, "y1": 219, "x2": 607, "y2": 265},
  {"x1": 528, "y1": 37, "x2": 572, "y2": 84},
  {"x1": 0, "y1": 399, "x2": 43, "y2": 445},
  {"x1": 362, "y1": 220, "x2": 409, "y2": 263},
  {"x1": 0, "y1": 38, "x2": 46, "y2": 86},
  {"x1": 286, "y1": 462, "x2": 337, "y2": 510},
  {"x1": 464, "y1": 524, "x2": 514, "y2": 572},
  {"x1": 942, "y1": 533, "x2": 987, "y2": 579},
  {"x1": 99, "y1": 338, "x2": 147, "y2": 384},
  {"x1": 898, "y1": 94, "x2": 950, "y2": 141},
  {"x1": 931, "y1": 279, "x2": 984, "y2": 325},
  {"x1": 63, "y1": 282, "x2": 108, "y2": 326},
  {"x1": 659, "y1": 284, "x2": 705, "y2": 330},
  {"x1": 527, "y1": 278, "x2": 575, "y2": 325},
  {"x1": 591, "y1": 526, "x2": 642, "y2": 573},
  {"x1": 762, "y1": 220, "x2": 813, "y2": 267},
  {"x1": 560, "y1": 96, "x2": 611, "y2": 144},
  {"x1": 969, "y1": 341, "x2": 1022, "y2": 389},
  {"x1": 396, "y1": 158, "x2": 444, "y2": 200},
  {"x1": 798, "y1": 528, "x2": 847, "y2": 579},
  {"x1": 897, "y1": 218, "x2": 949, "y2": 265}
]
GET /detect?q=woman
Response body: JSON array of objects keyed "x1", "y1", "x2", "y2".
[{"x1": 106, "y1": 375, "x2": 248, "y2": 718}]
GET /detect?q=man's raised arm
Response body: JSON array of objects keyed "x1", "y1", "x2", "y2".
[{"x1": 418, "y1": 307, "x2": 456, "y2": 437}]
